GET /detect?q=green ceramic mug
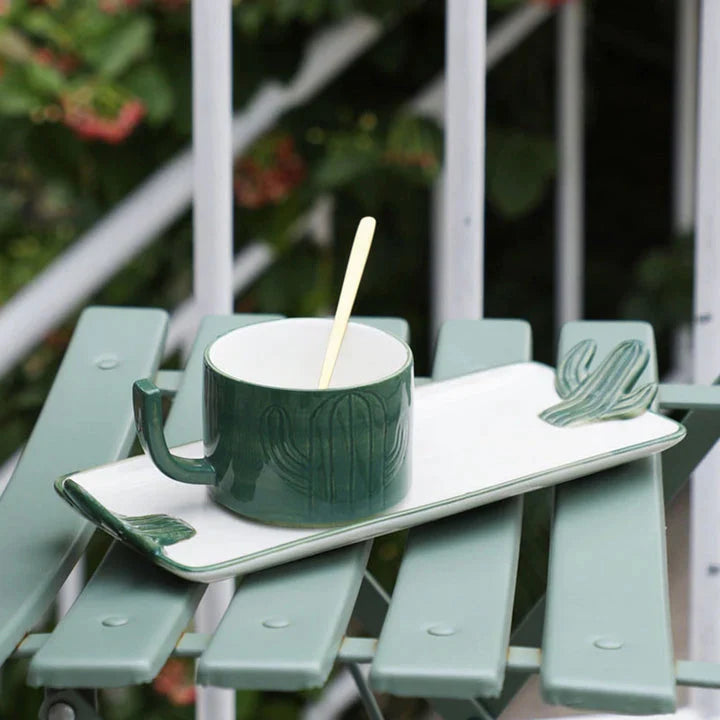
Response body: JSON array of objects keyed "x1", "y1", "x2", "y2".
[{"x1": 133, "y1": 318, "x2": 413, "y2": 527}]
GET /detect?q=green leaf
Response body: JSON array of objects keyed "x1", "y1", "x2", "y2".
[
  {"x1": 236, "y1": 691, "x2": 261, "y2": 720},
  {"x1": 23, "y1": 8, "x2": 74, "y2": 49},
  {"x1": 313, "y1": 133, "x2": 380, "y2": 188},
  {"x1": 235, "y1": 4, "x2": 267, "y2": 36},
  {"x1": 25, "y1": 61, "x2": 65, "y2": 96},
  {"x1": 123, "y1": 64, "x2": 174, "y2": 124},
  {"x1": 84, "y1": 17, "x2": 153, "y2": 78},
  {"x1": 301, "y1": 0, "x2": 329, "y2": 22},
  {"x1": 275, "y1": 0, "x2": 307, "y2": 24},
  {"x1": 0, "y1": 27, "x2": 36, "y2": 63},
  {"x1": 486, "y1": 127, "x2": 556, "y2": 219},
  {"x1": 0, "y1": 83, "x2": 39, "y2": 115},
  {"x1": 0, "y1": 69, "x2": 42, "y2": 115},
  {"x1": 384, "y1": 113, "x2": 442, "y2": 183}
]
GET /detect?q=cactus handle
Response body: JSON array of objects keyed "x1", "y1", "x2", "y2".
[{"x1": 133, "y1": 379, "x2": 215, "y2": 485}]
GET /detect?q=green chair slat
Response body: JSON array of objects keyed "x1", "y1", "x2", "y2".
[
  {"x1": 196, "y1": 317, "x2": 408, "y2": 691},
  {"x1": 540, "y1": 321, "x2": 676, "y2": 713},
  {"x1": 28, "y1": 314, "x2": 281, "y2": 688},
  {"x1": 659, "y1": 382, "x2": 720, "y2": 410},
  {"x1": 662, "y1": 375, "x2": 720, "y2": 505},
  {"x1": 482, "y1": 597, "x2": 545, "y2": 716},
  {"x1": 197, "y1": 546, "x2": 370, "y2": 689},
  {"x1": 0, "y1": 307, "x2": 168, "y2": 665},
  {"x1": 370, "y1": 319, "x2": 531, "y2": 698}
]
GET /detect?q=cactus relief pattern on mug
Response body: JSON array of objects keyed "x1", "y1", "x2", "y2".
[
  {"x1": 261, "y1": 389, "x2": 409, "y2": 513},
  {"x1": 539, "y1": 339, "x2": 657, "y2": 427}
]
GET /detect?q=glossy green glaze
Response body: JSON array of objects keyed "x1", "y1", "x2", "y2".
[
  {"x1": 208, "y1": 367, "x2": 412, "y2": 525},
  {"x1": 133, "y1": 325, "x2": 413, "y2": 526},
  {"x1": 133, "y1": 378, "x2": 215, "y2": 484}
]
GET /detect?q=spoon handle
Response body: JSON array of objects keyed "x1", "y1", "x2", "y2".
[{"x1": 318, "y1": 216, "x2": 376, "y2": 389}]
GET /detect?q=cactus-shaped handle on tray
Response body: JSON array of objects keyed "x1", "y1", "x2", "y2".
[{"x1": 539, "y1": 339, "x2": 657, "y2": 427}]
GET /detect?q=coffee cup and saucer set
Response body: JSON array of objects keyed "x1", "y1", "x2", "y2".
[{"x1": 56, "y1": 317, "x2": 685, "y2": 582}]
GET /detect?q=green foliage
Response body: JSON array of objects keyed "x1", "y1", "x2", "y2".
[
  {"x1": 84, "y1": 15, "x2": 153, "y2": 77},
  {"x1": 486, "y1": 126, "x2": 556, "y2": 219},
  {"x1": 124, "y1": 63, "x2": 174, "y2": 123},
  {"x1": 314, "y1": 114, "x2": 441, "y2": 189},
  {"x1": 622, "y1": 232, "x2": 693, "y2": 334}
]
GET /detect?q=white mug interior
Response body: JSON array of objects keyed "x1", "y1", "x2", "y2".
[{"x1": 207, "y1": 318, "x2": 412, "y2": 390}]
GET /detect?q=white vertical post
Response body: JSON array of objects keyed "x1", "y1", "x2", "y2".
[
  {"x1": 193, "y1": 0, "x2": 233, "y2": 319},
  {"x1": 434, "y1": 0, "x2": 486, "y2": 332},
  {"x1": 673, "y1": 0, "x2": 699, "y2": 236},
  {"x1": 56, "y1": 557, "x2": 85, "y2": 619},
  {"x1": 555, "y1": 0, "x2": 584, "y2": 332},
  {"x1": 192, "y1": 2, "x2": 235, "y2": 720},
  {"x1": 691, "y1": 1, "x2": 720, "y2": 716},
  {"x1": 430, "y1": 171, "x2": 446, "y2": 340}
]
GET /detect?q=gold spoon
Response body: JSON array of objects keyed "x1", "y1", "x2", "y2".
[{"x1": 318, "y1": 216, "x2": 376, "y2": 389}]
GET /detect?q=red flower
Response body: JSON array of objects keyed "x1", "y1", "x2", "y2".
[
  {"x1": 234, "y1": 135, "x2": 306, "y2": 209},
  {"x1": 33, "y1": 47, "x2": 79, "y2": 74},
  {"x1": 153, "y1": 659, "x2": 196, "y2": 707},
  {"x1": 99, "y1": 0, "x2": 141, "y2": 12},
  {"x1": 61, "y1": 92, "x2": 145, "y2": 144},
  {"x1": 384, "y1": 149, "x2": 438, "y2": 172}
]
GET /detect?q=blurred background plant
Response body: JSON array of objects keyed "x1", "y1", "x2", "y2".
[{"x1": 0, "y1": 0, "x2": 689, "y2": 717}]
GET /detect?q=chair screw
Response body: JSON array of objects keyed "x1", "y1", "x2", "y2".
[
  {"x1": 95, "y1": 354, "x2": 120, "y2": 370},
  {"x1": 102, "y1": 616, "x2": 129, "y2": 627},
  {"x1": 47, "y1": 702, "x2": 76, "y2": 720},
  {"x1": 263, "y1": 618, "x2": 290, "y2": 629},
  {"x1": 427, "y1": 624, "x2": 456, "y2": 637}
]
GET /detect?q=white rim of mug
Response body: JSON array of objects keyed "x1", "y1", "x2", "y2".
[{"x1": 203, "y1": 317, "x2": 413, "y2": 392}]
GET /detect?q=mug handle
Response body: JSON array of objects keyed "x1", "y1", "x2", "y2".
[{"x1": 132, "y1": 379, "x2": 215, "y2": 485}]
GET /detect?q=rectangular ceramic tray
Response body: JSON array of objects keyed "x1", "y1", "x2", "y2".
[{"x1": 56, "y1": 362, "x2": 685, "y2": 582}]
